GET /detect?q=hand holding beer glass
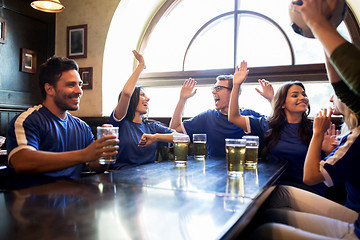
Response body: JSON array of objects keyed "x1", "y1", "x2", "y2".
[
  {"x1": 193, "y1": 134, "x2": 206, "y2": 160},
  {"x1": 97, "y1": 125, "x2": 119, "y2": 165},
  {"x1": 225, "y1": 139, "x2": 246, "y2": 177},
  {"x1": 173, "y1": 134, "x2": 190, "y2": 168},
  {"x1": 242, "y1": 135, "x2": 259, "y2": 167}
]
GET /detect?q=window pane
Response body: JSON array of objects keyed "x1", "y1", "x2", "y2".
[
  {"x1": 184, "y1": 16, "x2": 234, "y2": 70},
  {"x1": 144, "y1": 0, "x2": 234, "y2": 72},
  {"x1": 236, "y1": 15, "x2": 292, "y2": 67}
]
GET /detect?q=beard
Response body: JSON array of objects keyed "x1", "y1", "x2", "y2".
[{"x1": 53, "y1": 93, "x2": 80, "y2": 112}]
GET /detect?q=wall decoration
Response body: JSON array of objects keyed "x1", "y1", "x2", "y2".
[
  {"x1": 67, "y1": 24, "x2": 87, "y2": 59},
  {"x1": 0, "y1": 17, "x2": 6, "y2": 44},
  {"x1": 21, "y1": 48, "x2": 37, "y2": 74},
  {"x1": 79, "y1": 67, "x2": 93, "y2": 90}
]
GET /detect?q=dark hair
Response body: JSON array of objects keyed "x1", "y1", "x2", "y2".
[
  {"x1": 118, "y1": 86, "x2": 148, "y2": 122},
  {"x1": 262, "y1": 81, "x2": 312, "y2": 157},
  {"x1": 38, "y1": 56, "x2": 78, "y2": 99},
  {"x1": 216, "y1": 74, "x2": 233, "y2": 89}
]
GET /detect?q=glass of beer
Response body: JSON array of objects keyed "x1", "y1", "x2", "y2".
[
  {"x1": 97, "y1": 125, "x2": 119, "y2": 164},
  {"x1": 242, "y1": 135, "x2": 259, "y2": 167},
  {"x1": 225, "y1": 138, "x2": 246, "y2": 177},
  {"x1": 193, "y1": 134, "x2": 206, "y2": 160},
  {"x1": 173, "y1": 134, "x2": 190, "y2": 168}
]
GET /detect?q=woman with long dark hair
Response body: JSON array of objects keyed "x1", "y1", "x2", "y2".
[
  {"x1": 109, "y1": 50, "x2": 179, "y2": 170},
  {"x1": 228, "y1": 61, "x2": 331, "y2": 195}
]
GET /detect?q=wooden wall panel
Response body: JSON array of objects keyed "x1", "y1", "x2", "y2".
[{"x1": 0, "y1": 0, "x2": 55, "y2": 137}]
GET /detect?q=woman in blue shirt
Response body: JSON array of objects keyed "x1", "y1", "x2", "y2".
[
  {"x1": 249, "y1": 94, "x2": 360, "y2": 240},
  {"x1": 228, "y1": 61, "x2": 332, "y2": 195},
  {"x1": 109, "y1": 51, "x2": 178, "y2": 170}
]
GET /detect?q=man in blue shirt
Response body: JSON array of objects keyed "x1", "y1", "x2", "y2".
[
  {"x1": 169, "y1": 76, "x2": 273, "y2": 157},
  {"x1": 6, "y1": 56, "x2": 118, "y2": 182}
]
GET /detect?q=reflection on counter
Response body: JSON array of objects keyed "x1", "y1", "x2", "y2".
[
  {"x1": 224, "y1": 175, "x2": 245, "y2": 212},
  {"x1": 244, "y1": 166, "x2": 259, "y2": 195}
]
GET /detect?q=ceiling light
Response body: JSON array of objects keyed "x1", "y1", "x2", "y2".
[{"x1": 31, "y1": 0, "x2": 65, "y2": 13}]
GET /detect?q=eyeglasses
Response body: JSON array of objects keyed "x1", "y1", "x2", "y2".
[{"x1": 211, "y1": 85, "x2": 232, "y2": 92}]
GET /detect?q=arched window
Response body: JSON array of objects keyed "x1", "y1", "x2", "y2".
[{"x1": 103, "y1": 0, "x2": 360, "y2": 117}]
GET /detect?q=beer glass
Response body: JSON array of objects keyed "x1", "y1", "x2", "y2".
[
  {"x1": 173, "y1": 134, "x2": 189, "y2": 168},
  {"x1": 97, "y1": 125, "x2": 119, "y2": 164},
  {"x1": 193, "y1": 134, "x2": 207, "y2": 160},
  {"x1": 242, "y1": 135, "x2": 259, "y2": 167},
  {"x1": 225, "y1": 138, "x2": 246, "y2": 177}
]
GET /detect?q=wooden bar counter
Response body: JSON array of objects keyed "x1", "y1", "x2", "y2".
[{"x1": 0, "y1": 157, "x2": 286, "y2": 240}]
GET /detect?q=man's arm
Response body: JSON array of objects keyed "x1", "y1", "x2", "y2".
[
  {"x1": 169, "y1": 78, "x2": 197, "y2": 132},
  {"x1": 113, "y1": 50, "x2": 145, "y2": 121},
  {"x1": 10, "y1": 135, "x2": 118, "y2": 173}
]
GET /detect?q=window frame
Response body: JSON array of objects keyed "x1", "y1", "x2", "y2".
[{"x1": 137, "y1": 1, "x2": 360, "y2": 88}]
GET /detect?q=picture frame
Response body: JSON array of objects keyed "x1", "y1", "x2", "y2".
[
  {"x1": 79, "y1": 67, "x2": 93, "y2": 90},
  {"x1": 21, "y1": 48, "x2": 37, "y2": 74},
  {"x1": 67, "y1": 24, "x2": 87, "y2": 59},
  {"x1": 0, "y1": 17, "x2": 6, "y2": 44}
]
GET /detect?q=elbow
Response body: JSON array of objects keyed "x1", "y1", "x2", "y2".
[
  {"x1": 303, "y1": 175, "x2": 318, "y2": 186},
  {"x1": 228, "y1": 114, "x2": 236, "y2": 124}
]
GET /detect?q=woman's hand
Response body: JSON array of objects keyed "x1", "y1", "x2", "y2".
[
  {"x1": 313, "y1": 108, "x2": 335, "y2": 136},
  {"x1": 321, "y1": 122, "x2": 340, "y2": 155},
  {"x1": 132, "y1": 50, "x2": 145, "y2": 70},
  {"x1": 138, "y1": 134, "x2": 157, "y2": 147},
  {"x1": 233, "y1": 60, "x2": 249, "y2": 86}
]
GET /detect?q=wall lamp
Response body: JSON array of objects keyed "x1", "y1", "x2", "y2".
[{"x1": 31, "y1": 0, "x2": 65, "y2": 13}]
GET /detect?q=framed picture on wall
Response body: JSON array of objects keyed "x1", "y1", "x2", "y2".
[
  {"x1": 0, "y1": 17, "x2": 6, "y2": 44},
  {"x1": 79, "y1": 67, "x2": 93, "y2": 90},
  {"x1": 67, "y1": 24, "x2": 87, "y2": 59},
  {"x1": 21, "y1": 48, "x2": 37, "y2": 74}
]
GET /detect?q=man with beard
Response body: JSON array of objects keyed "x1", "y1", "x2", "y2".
[
  {"x1": 6, "y1": 56, "x2": 118, "y2": 183},
  {"x1": 170, "y1": 76, "x2": 273, "y2": 158}
]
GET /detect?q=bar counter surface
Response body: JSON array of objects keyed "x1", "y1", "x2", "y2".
[{"x1": 0, "y1": 157, "x2": 285, "y2": 240}]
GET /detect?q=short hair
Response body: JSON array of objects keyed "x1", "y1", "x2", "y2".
[
  {"x1": 38, "y1": 56, "x2": 79, "y2": 99},
  {"x1": 216, "y1": 74, "x2": 233, "y2": 89}
]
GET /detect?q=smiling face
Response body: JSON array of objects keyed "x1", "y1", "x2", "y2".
[
  {"x1": 135, "y1": 89, "x2": 150, "y2": 115},
  {"x1": 51, "y1": 69, "x2": 83, "y2": 112},
  {"x1": 212, "y1": 79, "x2": 232, "y2": 115},
  {"x1": 282, "y1": 84, "x2": 309, "y2": 116}
]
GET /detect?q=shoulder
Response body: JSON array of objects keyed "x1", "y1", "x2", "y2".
[{"x1": 13, "y1": 105, "x2": 46, "y2": 125}]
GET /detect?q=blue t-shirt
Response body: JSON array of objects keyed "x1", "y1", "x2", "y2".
[
  {"x1": 182, "y1": 109, "x2": 264, "y2": 158},
  {"x1": 321, "y1": 127, "x2": 360, "y2": 213},
  {"x1": 321, "y1": 127, "x2": 360, "y2": 239},
  {"x1": 6, "y1": 105, "x2": 94, "y2": 179},
  {"x1": 248, "y1": 116, "x2": 325, "y2": 194},
  {"x1": 109, "y1": 112, "x2": 174, "y2": 170}
]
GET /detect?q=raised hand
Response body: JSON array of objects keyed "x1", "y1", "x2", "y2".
[
  {"x1": 290, "y1": 0, "x2": 327, "y2": 27},
  {"x1": 233, "y1": 60, "x2": 249, "y2": 86},
  {"x1": 132, "y1": 50, "x2": 145, "y2": 70},
  {"x1": 313, "y1": 108, "x2": 335, "y2": 136},
  {"x1": 180, "y1": 78, "x2": 197, "y2": 100},
  {"x1": 321, "y1": 123, "x2": 340, "y2": 155},
  {"x1": 255, "y1": 79, "x2": 274, "y2": 103}
]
